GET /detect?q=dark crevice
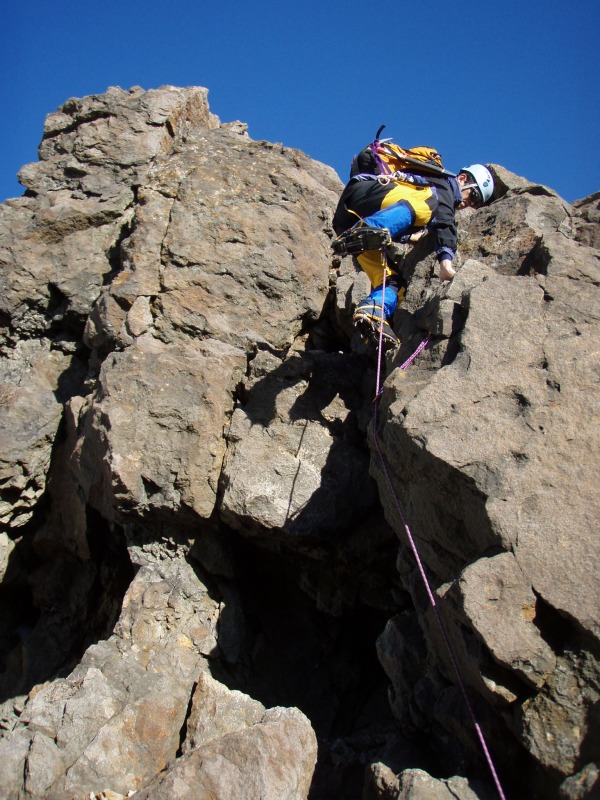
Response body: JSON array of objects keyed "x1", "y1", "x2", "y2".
[
  {"x1": 177, "y1": 679, "x2": 199, "y2": 757},
  {"x1": 0, "y1": 504, "x2": 134, "y2": 704},
  {"x1": 83, "y1": 508, "x2": 135, "y2": 642},
  {"x1": 518, "y1": 238, "x2": 549, "y2": 276},
  {"x1": 515, "y1": 185, "x2": 557, "y2": 199},
  {"x1": 479, "y1": 647, "x2": 537, "y2": 705},
  {"x1": 104, "y1": 215, "x2": 136, "y2": 284},
  {"x1": 514, "y1": 390, "x2": 532, "y2": 410},
  {"x1": 201, "y1": 534, "x2": 417, "y2": 800},
  {"x1": 53, "y1": 351, "x2": 89, "y2": 404},
  {"x1": 46, "y1": 283, "x2": 69, "y2": 324},
  {"x1": 63, "y1": 166, "x2": 88, "y2": 179},
  {"x1": 532, "y1": 591, "x2": 598, "y2": 656},
  {"x1": 440, "y1": 334, "x2": 462, "y2": 367},
  {"x1": 42, "y1": 283, "x2": 86, "y2": 341},
  {"x1": 0, "y1": 584, "x2": 41, "y2": 675},
  {"x1": 42, "y1": 110, "x2": 114, "y2": 141},
  {"x1": 141, "y1": 475, "x2": 163, "y2": 500},
  {"x1": 165, "y1": 118, "x2": 176, "y2": 139}
]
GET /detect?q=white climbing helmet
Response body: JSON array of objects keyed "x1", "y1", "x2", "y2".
[{"x1": 461, "y1": 164, "x2": 494, "y2": 206}]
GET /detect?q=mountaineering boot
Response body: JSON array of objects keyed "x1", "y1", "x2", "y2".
[
  {"x1": 332, "y1": 225, "x2": 392, "y2": 257},
  {"x1": 353, "y1": 298, "x2": 399, "y2": 350}
]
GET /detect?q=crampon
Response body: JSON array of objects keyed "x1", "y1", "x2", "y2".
[
  {"x1": 353, "y1": 299, "x2": 399, "y2": 350},
  {"x1": 332, "y1": 225, "x2": 392, "y2": 257}
]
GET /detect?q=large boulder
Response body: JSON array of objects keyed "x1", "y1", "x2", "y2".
[{"x1": 132, "y1": 706, "x2": 317, "y2": 800}]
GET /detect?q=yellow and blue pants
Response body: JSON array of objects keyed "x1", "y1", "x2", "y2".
[{"x1": 333, "y1": 179, "x2": 438, "y2": 316}]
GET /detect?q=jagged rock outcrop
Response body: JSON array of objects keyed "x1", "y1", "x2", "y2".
[
  {"x1": 368, "y1": 169, "x2": 600, "y2": 797},
  {"x1": 0, "y1": 85, "x2": 598, "y2": 800}
]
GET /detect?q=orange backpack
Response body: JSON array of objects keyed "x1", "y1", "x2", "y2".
[{"x1": 350, "y1": 125, "x2": 456, "y2": 180}]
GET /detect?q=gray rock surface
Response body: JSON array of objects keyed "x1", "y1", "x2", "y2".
[
  {"x1": 221, "y1": 348, "x2": 375, "y2": 541},
  {"x1": 0, "y1": 86, "x2": 598, "y2": 800},
  {"x1": 132, "y1": 706, "x2": 317, "y2": 800}
]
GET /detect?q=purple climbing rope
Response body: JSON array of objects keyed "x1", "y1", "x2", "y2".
[{"x1": 399, "y1": 333, "x2": 431, "y2": 371}]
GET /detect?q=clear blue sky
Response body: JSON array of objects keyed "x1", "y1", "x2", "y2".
[{"x1": 1, "y1": 0, "x2": 598, "y2": 205}]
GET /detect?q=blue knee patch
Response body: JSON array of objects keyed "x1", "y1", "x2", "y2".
[
  {"x1": 363, "y1": 202, "x2": 413, "y2": 238},
  {"x1": 369, "y1": 285, "x2": 398, "y2": 318}
]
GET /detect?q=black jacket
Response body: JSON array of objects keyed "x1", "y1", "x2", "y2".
[{"x1": 426, "y1": 175, "x2": 460, "y2": 258}]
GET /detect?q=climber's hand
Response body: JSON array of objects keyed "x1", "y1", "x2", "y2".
[{"x1": 438, "y1": 259, "x2": 456, "y2": 282}]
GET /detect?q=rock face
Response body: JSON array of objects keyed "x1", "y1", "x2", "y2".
[
  {"x1": 370, "y1": 169, "x2": 600, "y2": 797},
  {"x1": 0, "y1": 86, "x2": 598, "y2": 800}
]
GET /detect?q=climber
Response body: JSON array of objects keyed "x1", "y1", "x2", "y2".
[{"x1": 332, "y1": 163, "x2": 494, "y2": 348}]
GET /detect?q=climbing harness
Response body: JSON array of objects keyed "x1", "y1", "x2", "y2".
[{"x1": 370, "y1": 333, "x2": 508, "y2": 800}]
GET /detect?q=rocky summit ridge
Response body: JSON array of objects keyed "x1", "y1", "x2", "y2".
[{"x1": 0, "y1": 85, "x2": 598, "y2": 800}]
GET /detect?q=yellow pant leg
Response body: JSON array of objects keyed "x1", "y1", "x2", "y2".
[{"x1": 356, "y1": 249, "x2": 391, "y2": 289}]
